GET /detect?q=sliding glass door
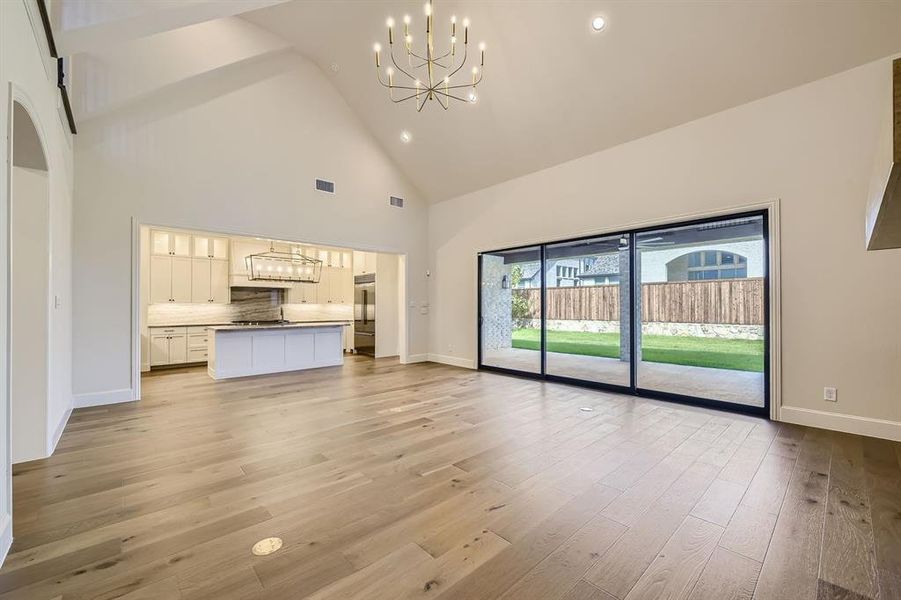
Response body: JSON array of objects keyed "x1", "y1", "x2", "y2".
[
  {"x1": 543, "y1": 235, "x2": 631, "y2": 387},
  {"x1": 478, "y1": 211, "x2": 769, "y2": 415},
  {"x1": 635, "y1": 215, "x2": 767, "y2": 409}
]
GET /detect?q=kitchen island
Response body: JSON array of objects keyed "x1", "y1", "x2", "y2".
[{"x1": 207, "y1": 321, "x2": 350, "y2": 380}]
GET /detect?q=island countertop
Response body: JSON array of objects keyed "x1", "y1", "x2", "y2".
[{"x1": 206, "y1": 321, "x2": 351, "y2": 331}]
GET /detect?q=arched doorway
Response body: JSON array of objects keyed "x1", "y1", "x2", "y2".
[{"x1": 10, "y1": 100, "x2": 51, "y2": 463}]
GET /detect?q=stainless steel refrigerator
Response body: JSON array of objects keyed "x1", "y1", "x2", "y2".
[{"x1": 354, "y1": 273, "x2": 376, "y2": 356}]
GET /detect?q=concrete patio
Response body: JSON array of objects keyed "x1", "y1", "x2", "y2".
[{"x1": 482, "y1": 347, "x2": 765, "y2": 408}]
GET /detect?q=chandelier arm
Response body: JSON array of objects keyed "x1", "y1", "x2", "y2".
[
  {"x1": 410, "y1": 58, "x2": 451, "y2": 70},
  {"x1": 431, "y1": 89, "x2": 471, "y2": 103},
  {"x1": 388, "y1": 48, "x2": 421, "y2": 84},
  {"x1": 443, "y1": 43, "x2": 470, "y2": 81},
  {"x1": 375, "y1": 72, "x2": 423, "y2": 92},
  {"x1": 390, "y1": 91, "x2": 425, "y2": 103},
  {"x1": 443, "y1": 74, "x2": 483, "y2": 90}
]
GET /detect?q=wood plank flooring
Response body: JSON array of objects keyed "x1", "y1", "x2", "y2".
[{"x1": 1, "y1": 356, "x2": 900, "y2": 599}]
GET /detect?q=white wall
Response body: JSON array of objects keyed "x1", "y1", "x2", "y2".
[
  {"x1": 0, "y1": 0, "x2": 76, "y2": 563},
  {"x1": 73, "y1": 39, "x2": 428, "y2": 404},
  {"x1": 11, "y1": 167, "x2": 49, "y2": 463},
  {"x1": 375, "y1": 252, "x2": 400, "y2": 358},
  {"x1": 429, "y1": 56, "x2": 901, "y2": 436}
]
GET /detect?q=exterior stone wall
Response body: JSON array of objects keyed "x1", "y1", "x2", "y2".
[
  {"x1": 518, "y1": 319, "x2": 764, "y2": 340},
  {"x1": 481, "y1": 255, "x2": 513, "y2": 350}
]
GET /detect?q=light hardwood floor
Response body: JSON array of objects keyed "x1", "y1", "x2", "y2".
[{"x1": 1, "y1": 356, "x2": 899, "y2": 599}]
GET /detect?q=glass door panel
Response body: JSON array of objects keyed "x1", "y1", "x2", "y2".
[
  {"x1": 635, "y1": 215, "x2": 766, "y2": 408},
  {"x1": 544, "y1": 235, "x2": 630, "y2": 387},
  {"x1": 479, "y1": 246, "x2": 542, "y2": 374}
]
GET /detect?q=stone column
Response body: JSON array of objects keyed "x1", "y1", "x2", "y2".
[{"x1": 481, "y1": 255, "x2": 513, "y2": 351}]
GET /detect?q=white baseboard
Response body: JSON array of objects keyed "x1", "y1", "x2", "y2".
[
  {"x1": 73, "y1": 388, "x2": 135, "y2": 409},
  {"x1": 48, "y1": 406, "x2": 72, "y2": 455},
  {"x1": 0, "y1": 512, "x2": 11, "y2": 568},
  {"x1": 403, "y1": 353, "x2": 429, "y2": 364},
  {"x1": 427, "y1": 353, "x2": 476, "y2": 370},
  {"x1": 780, "y1": 406, "x2": 901, "y2": 441}
]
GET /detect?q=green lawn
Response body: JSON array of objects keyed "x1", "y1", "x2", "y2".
[{"x1": 511, "y1": 328, "x2": 764, "y2": 372}]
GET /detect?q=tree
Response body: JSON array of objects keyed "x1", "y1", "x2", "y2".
[{"x1": 509, "y1": 265, "x2": 531, "y2": 320}]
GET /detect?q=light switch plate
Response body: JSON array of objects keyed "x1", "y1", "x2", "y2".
[{"x1": 823, "y1": 387, "x2": 837, "y2": 402}]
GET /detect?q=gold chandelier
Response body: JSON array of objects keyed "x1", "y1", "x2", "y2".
[{"x1": 373, "y1": 0, "x2": 485, "y2": 112}]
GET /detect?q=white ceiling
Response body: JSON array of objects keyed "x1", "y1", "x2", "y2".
[{"x1": 60, "y1": 0, "x2": 901, "y2": 202}]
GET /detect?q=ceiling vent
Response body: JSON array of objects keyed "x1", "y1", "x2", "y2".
[
  {"x1": 315, "y1": 179, "x2": 335, "y2": 194},
  {"x1": 389, "y1": 196, "x2": 404, "y2": 208}
]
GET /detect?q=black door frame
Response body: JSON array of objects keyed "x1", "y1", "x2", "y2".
[{"x1": 476, "y1": 209, "x2": 771, "y2": 418}]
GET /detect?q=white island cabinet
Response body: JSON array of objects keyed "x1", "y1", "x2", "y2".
[{"x1": 207, "y1": 322, "x2": 349, "y2": 380}]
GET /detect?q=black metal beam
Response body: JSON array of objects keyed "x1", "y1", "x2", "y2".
[{"x1": 37, "y1": 0, "x2": 77, "y2": 134}]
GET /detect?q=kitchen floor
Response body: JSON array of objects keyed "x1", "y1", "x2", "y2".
[{"x1": 1, "y1": 358, "x2": 899, "y2": 599}]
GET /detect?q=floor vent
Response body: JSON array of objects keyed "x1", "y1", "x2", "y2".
[
  {"x1": 389, "y1": 196, "x2": 404, "y2": 208},
  {"x1": 315, "y1": 179, "x2": 335, "y2": 194}
]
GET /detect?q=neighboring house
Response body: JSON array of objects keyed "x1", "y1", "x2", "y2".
[
  {"x1": 513, "y1": 239, "x2": 764, "y2": 288},
  {"x1": 641, "y1": 240, "x2": 764, "y2": 283},
  {"x1": 577, "y1": 254, "x2": 620, "y2": 286},
  {"x1": 515, "y1": 258, "x2": 592, "y2": 288}
]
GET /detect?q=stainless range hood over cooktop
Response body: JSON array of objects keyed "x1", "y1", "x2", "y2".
[{"x1": 244, "y1": 244, "x2": 323, "y2": 283}]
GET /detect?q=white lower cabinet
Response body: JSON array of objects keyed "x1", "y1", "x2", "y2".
[
  {"x1": 150, "y1": 326, "x2": 209, "y2": 366},
  {"x1": 150, "y1": 328, "x2": 187, "y2": 366}
]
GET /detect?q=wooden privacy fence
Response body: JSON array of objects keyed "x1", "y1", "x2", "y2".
[{"x1": 513, "y1": 278, "x2": 764, "y2": 325}]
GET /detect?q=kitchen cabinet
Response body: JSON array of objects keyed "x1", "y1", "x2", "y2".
[
  {"x1": 191, "y1": 258, "x2": 229, "y2": 303},
  {"x1": 150, "y1": 326, "x2": 208, "y2": 366},
  {"x1": 151, "y1": 229, "x2": 191, "y2": 257},
  {"x1": 287, "y1": 266, "x2": 352, "y2": 304},
  {"x1": 289, "y1": 282, "x2": 318, "y2": 304},
  {"x1": 353, "y1": 251, "x2": 376, "y2": 275},
  {"x1": 327, "y1": 267, "x2": 353, "y2": 304},
  {"x1": 150, "y1": 328, "x2": 188, "y2": 366},
  {"x1": 187, "y1": 327, "x2": 209, "y2": 362},
  {"x1": 193, "y1": 235, "x2": 229, "y2": 260},
  {"x1": 150, "y1": 255, "x2": 192, "y2": 303}
]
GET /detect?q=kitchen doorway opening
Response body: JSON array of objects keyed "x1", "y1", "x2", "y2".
[{"x1": 131, "y1": 222, "x2": 409, "y2": 398}]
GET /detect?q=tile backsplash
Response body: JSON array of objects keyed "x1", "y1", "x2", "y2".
[{"x1": 147, "y1": 287, "x2": 352, "y2": 326}]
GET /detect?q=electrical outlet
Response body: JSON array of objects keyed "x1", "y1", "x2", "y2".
[{"x1": 823, "y1": 387, "x2": 838, "y2": 402}]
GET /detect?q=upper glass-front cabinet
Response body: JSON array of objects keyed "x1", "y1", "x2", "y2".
[
  {"x1": 193, "y1": 236, "x2": 229, "y2": 260},
  {"x1": 151, "y1": 230, "x2": 191, "y2": 257}
]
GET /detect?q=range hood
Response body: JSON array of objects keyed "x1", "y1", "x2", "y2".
[{"x1": 866, "y1": 58, "x2": 901, "y2": 250}]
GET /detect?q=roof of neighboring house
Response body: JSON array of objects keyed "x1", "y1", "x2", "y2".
[
  {"x1": 518, "y1": 261, "x2": 541, "y2": 281},
  {"x1": 578, "y1": 254, "x2": 620, "y2": 277}
]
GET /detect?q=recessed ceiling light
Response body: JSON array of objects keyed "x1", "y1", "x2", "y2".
[
  {"x1": 400, "y1": 130, "x2": 412, "y2": 143},
  {"x1": 591, "y1": 16, "x2": 607, "y2": 32},
  {"x1": 329, "y1": 63, "x2": 340, "y2": 73}
]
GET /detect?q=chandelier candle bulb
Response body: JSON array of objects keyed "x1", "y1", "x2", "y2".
[{"x1": 386, "y1": 18, "x2": 394, "y2": 44}]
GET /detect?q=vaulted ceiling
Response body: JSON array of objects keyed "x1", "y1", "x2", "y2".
[{"x1": 56, "y1": 0, "x2": 901, "y2": 202}]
